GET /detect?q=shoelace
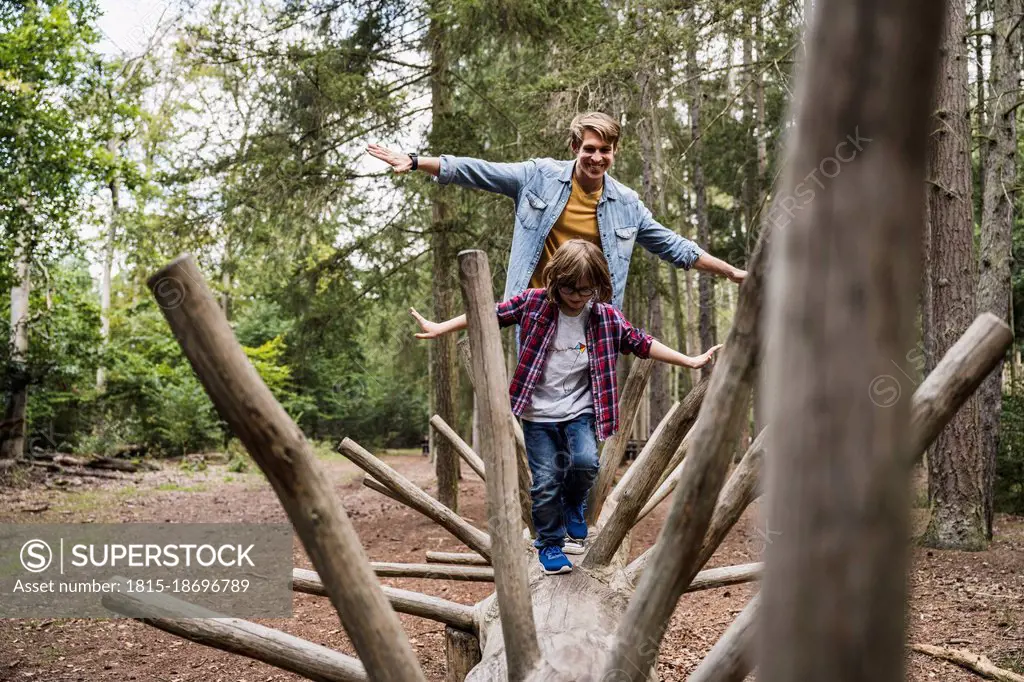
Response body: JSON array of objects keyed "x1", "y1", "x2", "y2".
[{"x1": 541, "y1": 546, "x2": 563, "y2": 560}]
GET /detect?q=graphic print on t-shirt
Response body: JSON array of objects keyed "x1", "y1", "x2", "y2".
[{"x1": 522, "y1": 304, "x2": 594, "y2": 423}]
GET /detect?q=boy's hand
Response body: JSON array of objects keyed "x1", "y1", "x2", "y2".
[
  {"x1": 409, "y1": 308, "x2": 443, "y2": 339},
  {"x1": 366, "y1": 143, "x2": 414, "y2": 173},
  {"x1": 693, "y1": 344, "x2": 724, "y2": 368}
]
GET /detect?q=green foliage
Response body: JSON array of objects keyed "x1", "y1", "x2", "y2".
[{"x1": 996, "y1": 391, "x2": 1024, "y2": 514}]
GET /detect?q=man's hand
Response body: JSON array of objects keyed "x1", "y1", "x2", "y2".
[
  {"x1": 367, "y1": 143, "x2": 414, "y2": 173},
  {"x1": 692, "y1": 344, "x2": 724, "y2": 369},
  {"x1": 409, "y1": 308, "x2": 443, "y2": 339},
  {"x1": 729, "y1": 268, "x2": 748, "y2": 284}
]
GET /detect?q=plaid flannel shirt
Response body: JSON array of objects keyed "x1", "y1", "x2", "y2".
[{"x1": 496, "y1": 288, "x2": 653, "y2": 441}]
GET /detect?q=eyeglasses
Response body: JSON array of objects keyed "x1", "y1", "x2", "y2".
[{"x1": 558, "y1": 284, "x2": 596, "y2": 297}]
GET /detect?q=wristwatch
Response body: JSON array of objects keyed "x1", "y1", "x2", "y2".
[{"x1": 407, "y1": 153, "x2": 418, "y2": 171}]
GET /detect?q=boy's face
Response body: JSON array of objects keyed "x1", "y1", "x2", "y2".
[
  {"x1": 557, "y1": 278, "x2": 596, "y2": 313},
  {"x1": 573, "y1": 130, "x2": 616, "y2": 184}
]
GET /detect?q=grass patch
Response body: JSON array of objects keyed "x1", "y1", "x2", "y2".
[
  {"x1": 154, "y1": 482, "x2": 208, "y2": 493},
  {"x1": 57, "y1": 485, "x2": 139, "y2": 515}
]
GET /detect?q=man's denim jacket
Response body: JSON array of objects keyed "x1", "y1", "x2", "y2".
[{"x1": 437, "y1": 155, "x2": 704, "y2": 310}]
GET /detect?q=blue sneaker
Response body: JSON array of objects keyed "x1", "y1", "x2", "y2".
[
  {"x1": 565, "y1": 501, "x2": 588, "y2": 542},
  {"x1": 538, "y1": 545, "x2": 572, "y2": 575}
]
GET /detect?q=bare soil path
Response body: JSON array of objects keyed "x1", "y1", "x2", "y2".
[{"x1": 1, "y1": 453, "x2": 1021, "y2": 681}]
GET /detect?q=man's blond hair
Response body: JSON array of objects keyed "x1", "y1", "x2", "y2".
[{"x1": 567, "y1": 112, "x2": 621, "y2": 152}]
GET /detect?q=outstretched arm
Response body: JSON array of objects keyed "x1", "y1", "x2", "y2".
[
  {"x1": 409, "y1": 308, "x2": 466, "y2": 339},
  {"x1": 636, "y1": 201, "x2": 747, "y2": 283},
  {"x1": 695, "y1": 253, "x2": 747, "y2": 284},
  {"x1": 365, "y1": 143, "x2": 535, "y2": 198},
  {"x1": 648, "y1": 341, "x2": 723, "y2": 369},
  {"x1": 367, "y1": 144, "x2": 442, "y2": 176}
]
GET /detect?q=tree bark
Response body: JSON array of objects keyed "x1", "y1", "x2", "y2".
[
  {"x1": 429, "y1": 2, "x2": 460, "y2": 511},
  {"x1": 923, "y1": 0, "x2": 987, "y2": 551},
  {"x1": 638, "y1": 67, "x2": 670, "y2": 429},
  {"x1": 977, "y1": 0, "x2": 1018, "y2": 541},
  {"x1": 689, "y1": 13, "x2": 717, "y2": 373},
  {"x1": 447, "y1": 627, "x2": 483, "y2": 682},
  {"x1": 1, "y1": 238, "x2": 30, "y2": 460},
  {"x1": 97, "y1": 137, "x2": 121, "y2": 394}
]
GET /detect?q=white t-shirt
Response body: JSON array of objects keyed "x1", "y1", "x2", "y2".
[{"x1": 522, "y1": 302, "x2": 594, "y2": 422}]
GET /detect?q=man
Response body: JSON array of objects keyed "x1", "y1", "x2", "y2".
[{"x1": 367, "y1": 111, "x2": 746, "y2": 311}]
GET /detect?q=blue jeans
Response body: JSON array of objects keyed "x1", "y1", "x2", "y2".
[{"x1": 521, "y1": 413, "x2": 600, "y2": 548}]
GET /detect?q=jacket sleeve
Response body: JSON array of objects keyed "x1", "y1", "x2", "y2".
[
  {"x1": 437, "y1": 155, "x2": 537, "y2": 199},
  {"x1": 636, "y1": 199, "x2": 704, "y2": 269},
  {"x1": 495, "y1": 289, "x2": 535, "y2": 328},
  {"x1": 613, "y1": 308, "x2": 654, "y2": 358}
]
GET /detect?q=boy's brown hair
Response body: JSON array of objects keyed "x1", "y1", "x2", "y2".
[
  {"x1": 541, "y1": 239, "x2": 613, "y2": 305},
  {"x1": 567, "y1": 112, "x2": 621, "y2": 152}
]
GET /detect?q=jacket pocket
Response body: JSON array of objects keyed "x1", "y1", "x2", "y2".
[
  {"x1": 615, "y1": 226, "x2": 638, "y2": 260},
  {"x1": 516, "y1": 190, "x2": 548, "y2": 230}
]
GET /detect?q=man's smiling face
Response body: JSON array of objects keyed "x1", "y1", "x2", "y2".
[{"x1": 573, "y1": 130, "x2": 616, "y2": 183}]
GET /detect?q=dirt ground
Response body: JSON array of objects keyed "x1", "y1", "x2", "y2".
[{"x1": 1, "y1": 452, "x2": 1022, "y2": 681}]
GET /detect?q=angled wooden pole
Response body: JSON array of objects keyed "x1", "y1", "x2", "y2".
[
  {"x1": 687, "y1": 593, "x2": 760, "y2": 682},
  {"x1": 605, "y1": 378, "x2": 708, "y2": 514},
  {"x1": 635, "y1": 433, "x2": 693, "y2": 521},
  {"x1": 585, "y1": 377, "x2": 708, "y2": 567},
  {"x1": 600, "y1": 201, "x2": 766, "y2": 681},
  {"x1": 456, "y1": 333, "x2": 535, "y2": 533},
  {"x1": 339, "y1": 437, "x2": 492, "y2": 560},
  {"x1": 370, "y1": 561, "x2": 495, "y2": 582},
  {"x1": 587, "y1": 357, "x2": 654, "y2": 524},
  {"x1": 104, "y1": 579, "x2": 368, "y2": 682},
  {"x1": 426, "y1": 551, "x2": 490, "y2": 565},
  {"x1": 363, "y1": 475, "x2": 405, "y2": 503},
  {"x1": 147, "y1": 255, "x2": 424, "y2": 682},
  {"x1": 432, "y1": 415, "x2": 486, "y2": 480},
  {"x1": 292, "y1": 568, "x2": 478, "y2": 632},
  {"x1": 458, "y1": 249, "x2": 539, "y2": 681},
  {"x1": 758, "y1": 0, "x2": 947, "y2": 678}
]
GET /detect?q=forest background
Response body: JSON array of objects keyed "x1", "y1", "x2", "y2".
[{"x1": 3, "y1": 0, "x2": 1023, "y2": 530}]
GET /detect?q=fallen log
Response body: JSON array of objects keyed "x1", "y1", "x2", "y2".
[
  {"x1": 29, "y1": 461, "x2": 128, "y2": 480},
  {"x1": 85, "y1": 455, "x2": 149, "y2": 472},
  {"x1": 910, "y1": 644, "x2": 1024, "y2": 682}
]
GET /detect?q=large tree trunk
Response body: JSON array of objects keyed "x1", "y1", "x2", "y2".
[
  {"x1": 977, "y1": 0, "x2": 1018, "y2": 541},
  {"x1": 975, "y1": 0, "x2": 988, "y2": 213},
  {"x1": 688, "y1": 17, "x2": 716, "y2": 374},
  {"x1": 638, "y1": 69, "x2": 671, "y2": 429},
  {"x1": 428, "y1": 4, "x2": 460, "y2": 511},
  {"x1": 922, "y1": 0, "x2": 987, "y2": 550},
  {"x1": 97, "y1": 138, "x2": 120, "y2": 394},
  {"x1": 760, "y1": 0, "x2": 947, "y2": 679},
  {"x1": 1, "y1": 240, "x2": 30, "y2": 460}
]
